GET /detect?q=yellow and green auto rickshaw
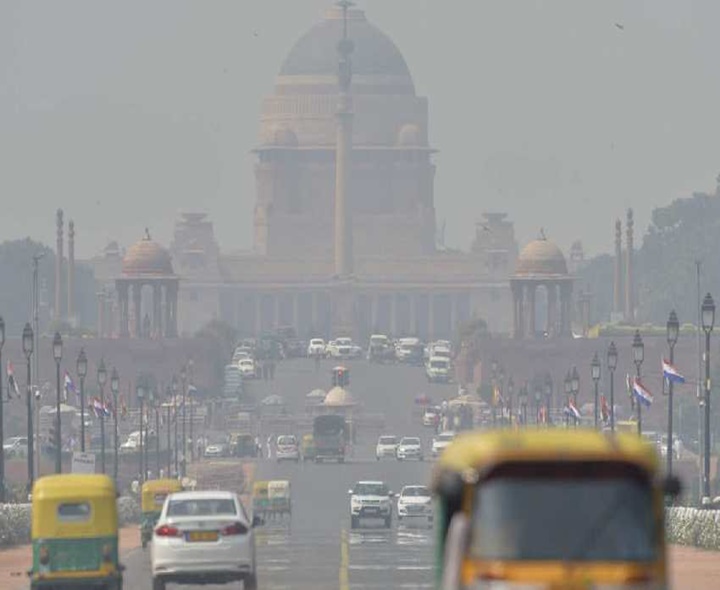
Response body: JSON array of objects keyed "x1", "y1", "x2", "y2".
[
  {"x1": 432, "y1": 429, "x2": 680, "y2": 590},
  {"x1": 29, "y1": 473, "x2": 123, "y2": 590},
  {"x1": 268, "y1": 480, "x2": 292, "y2": 520},
  {"x1": 300, "y1": 433, "x2": 316, "y2": 462},
  {"x1": 252, "y1": 481, "x2": 270, "y2": 519},
  {"x1": 140, "y1": 478, "x2": 183, "y2": 548}
]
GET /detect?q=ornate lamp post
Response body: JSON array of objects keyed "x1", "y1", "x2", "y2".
[
  {"x1": 632, "y1": 330, "x2": 645, "y2": 435},
  {"x1": 507, "y1": 377, "x2": 514, "y2": 426},
  {"x1": 146, "y1": 387, "x2": 154, "y2": 480},
  {"x1": 137, "y1": 380, "x2": 145, "y2": 484},
  {"x1": 701, "y1": 293, "x2": 715, "y2": 505},
  {"x1": 0, "y1": 317, "x2": 5, "y2": 502},
  {"x1": 172, "y1": 377, "x2": 179, "y2": 477},
  {"x1": 52, "y1": 332, "x2": 63, "y2": 473},
  {"x1": 22, "y1": 323, "x2": 34, "y2": 491},
  {"x1": 607, "y1": 342, "x2": 618, "y2": 432},
  {"x1": 666, "y1": 310, "x2": 679, "y2": 477},
  {"x1": 180, "y1": 365, "x2": 187, "y2": 477},
  {"x1": 533, "y1": 382, "x2": 542, "y2": 428},
  {"x1": 518, "y1": 384, "x2": 527, "y2": 426},
  {"x1": 591, "y1": 353, "x2": 601, "y2": 428},
  {"x1": 544, "y1": 374, "x2": 553, "y2": 425},
  {"x1": 155, "y1": 390, "x2": 161, "y2": 476},
  {"x1": 490, "y1": 360, "x2": 498, "y2": 425},
  {"x1": 97, "y1": 359, "x2": 107, "y2": 474},
  {"x1": 76, "y1": 349, "x2": 87, "y2": 452},
  {"x1": 188, "y1": 360, "x2": 195, "y2": 463},
  {"x1": 563, "y1": 371, "x2": 572, "y2": 427},
  {"x1": 165, "y1": 385, "x2": 173, "y2": 477},
  {"x1": 571, "y1": 366, "x2": 580, "y2": 427},
  {"x1": 110, "y1": 368, "x2": 119, "y2": 483}
]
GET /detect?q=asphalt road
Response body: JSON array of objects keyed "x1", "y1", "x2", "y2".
[{"x1": 122, "y1": 357, "x2": 448, "y2": 590}]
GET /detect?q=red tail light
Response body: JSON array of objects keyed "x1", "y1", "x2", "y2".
[
  {"x1": 155, "y1": 525, "x2": 180, "y2": 537},
  {"x1": 221, "y1": 522, "x2": 248, "y2": 536}
]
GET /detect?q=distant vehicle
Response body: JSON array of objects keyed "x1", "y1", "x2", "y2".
[
  {"x1": 237, "y1": 358, "x2": 256, "y2": 379},
  {"x1": 223, "y1": 365, "x2": 244, "y2": 399},
  {"x1": 375, "y1": 435, "x2": 399, "y2": 461},
  {"x1": 3, "y1": 436, "x2": 28, "y2": 458},
  {"x1": 395, "y1": 338, "x2": 425, "y2": 365},
  {"x1": 422, "y1": 406, "x2": 441, "y2": 427},
  {"x1": 431, "y1": 431, "x2": 455, "y2": 457},
  {"x1": 120, "y1": 431, "x2": 141, "y2": 453},
  {"x1": 275, "y1": 435, "x2": 300, "y2": 462},
  {"x1": 367, "y1": 334, "x2": 395, "y2": 363},
  {"x1": 229, "y1": 433, "x2": 258, "y2": 458},
  {"x1": 349, "y1": 481, "x2": 394, "y2": 529},
  {"x1": 151, "y1": 490, "x2": 261, "y2": 590},
  {"x1": 396, "y1": 485, "x2": 433, "y2": 525},
  {"x1": 327, "y1": 337, "x2": 362, "y2": 359},
  {"x1": 307, "y1": 338, "x2": 327, "y2": 358},
  {"x1": 204, "y1": 439, "x2": 230, "y2": 458},
  {"x1": 312, "y1": 415, "x2": 347, "y2": 463},
  {"x1": 300, "y1": 434, "x2": 316, "y2": 462},
  {"x1": 426, "y1": 356, "x2": 451, "y2": 383},
  {"x1": 396, "y1": 437, "x2": 423, "y2": 461},
  {"x1": 232, "y1": 346, "x2": 253, "y2": 363}
]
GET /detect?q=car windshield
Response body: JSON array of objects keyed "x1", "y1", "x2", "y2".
[
  {"x1": 379, "y1": 436, "x2": 397, "y2": 445},
  {"x1": 401, "y1": 438, "x2": 420, "y2": 445},
  {"x1": 167, "y1": 498, "x2": 237, "y2": 517},
  {"x1": 430, "y1": 359, "x2": 448, "y2": 368},
  {"x1": 354, "y1": 483, "x2": 389, "y2": 496},
  {"x1": 402, "y1": 486, "x2": 429, "y2": 497},
  {"x1": 370, "y1": 336, "x2": 388, "y2": 345},
  {"x1": 277, "y1": 436, "x2": 296, "y2": 445},
  {"x1": 471, "y1": 462, "x2": 656, "y2": 562},
  {"x1": 437, "y1": 433, "x2": 454, "y2": 441},
  {"x1": 310, "y1": 339, "x2": 324, "y2": 345}
]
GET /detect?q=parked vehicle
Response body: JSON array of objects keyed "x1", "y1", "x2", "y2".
[
  {"x1": 3, "y1": 436, "x2": 28, "y2": 458},
  {"x1": 431, "y1": 431, "x2": 455, "y2": 458}
]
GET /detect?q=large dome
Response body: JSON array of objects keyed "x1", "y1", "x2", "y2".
[
  {"x1": 514, "y1": 239, "x2": 568, "y2": 277},
  {"x1": 278, "y1": 7, "x2": 415, "y2": 95},
  {"x1": 122, "y1": 231, "x2": 174, "y2": 276},
  {"x1": 323, "y1": 386, "x2": 355, "y2": 407}
]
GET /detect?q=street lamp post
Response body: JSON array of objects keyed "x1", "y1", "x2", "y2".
[
  {"x1": 0, "y1": 317, "x2": 5, "y2": 502},
  {"x1": 180, "y1": 366, "x2": 187, "y2": 477},
  {"x1": 97, "y1": 360, "x2": 107, "y2": 474},
  {"x1": 22, "y1": 323, "x2": 34, "y2": 491},
  {"x1": 52, "y1": 332, "x2": 63, "y2": 474},
  {"x1": 632, "y1": 330, "x2": 645, "y2": 436},
  {"x1": 110, "y1": 368, "x2": 119, "y2": 484},
  {"x1": 571, "y1": 367, "x2": 580, "y2": 427},
  {"x1": 155, "y1": 393, "x2": 161, "y2": 476},
  {"x1": 507, "y1": 377, "x2": 514, "y2": 426},
  {"x1": 172, "y1": 377, "x2": 179, "y2": 477},
  {"x1": 137, "y1": 381, "x2": 145, "y2": 484},
  {"x1": 76, "y1": 349, "x2": 87, "y2": 452},
  {"x1": 564, "y1": 371, "x2": 571, "y2": 428},
  {"x1": 533, "y1": 384, "x2": 541, "y2": 428},
  {"x1": 701, "y1": 293, "x2": 715, "y2": 504},
  {"x1": 165, "y1": 386, "x2": 172, "y2": 477},
  {"x1": 591, "y1": 353, "x2": 601, "y2": 429},
  {"x1": 518, "y1": 385, "x2": 527, "y2": 426},
  {"x1": 607, "y1": 342, "x2": 618, "y2": 432},
  {"x1": 544, "y1": 374, "x2": 553, "y2": 425},
  {"x1": 146, "y1": 387, "x2": 154, "y2": 480},
  {"x1": 666, "y1": 310, "x2": 680, "y2": 478}
]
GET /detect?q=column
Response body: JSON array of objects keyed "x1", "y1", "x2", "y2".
[
  {"x1": 310, "y1": 292, "x2": 318, "y2": 334},
  {"x1": 517, "y1": 284, "x2": 525, "y2": 339},
  {"x1": 527, "y1": 284, "x2": 536, "y2": 338},
  {"x1": 450, "y1": 294, "x2": 458, "y2": 334},
  {"x1": 118, "y1": 282, "x2": 130, "y2": 337},
  {"x1": 273, "y1": 294, "x2": 280, "y2": 330},
  {"x1": 409, "y1": 294, "x2": 417, "y2": 336},
  {"x1": 370, "y1": 294, "x2": 378, "y2": 333},
  {"x1": 428, "y1": 294, "x2": 435, "y2": 340},
  {"x1": 254, "y1": 294, "x2": 261, "y2": 335},
  {"x1": 133, "y1": 282, "x2": 142, "y2": 338},
  {"x1": 169, "y1": 282, "x2": 179, "y2": 338},
  {"x1": 547, "y1": 284, "x2": 557, "y2": 337},
  {"x1": 97, "y1": 291, "x2": 105, "y2": 338},
  {"x1": 559, "y1": 283, "x2": 572, "y2": 336},
  {"x1": 153, "y1": 283, "x2": 162, "y2": 338},
  {"x1": 164, "y1": 284, "x2": 172, "y2": 338},
  {"x1": 390, "y1": 294, "x2": 397, "y2": 336},
  {"x1": 292, "y1": 294, "x2": 300, "y2": 335}
]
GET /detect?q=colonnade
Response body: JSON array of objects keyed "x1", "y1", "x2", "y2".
[
  {"x1": 511, "y1": 280, "x2": 573, "y2": 338},
  {"x1": 115, "y1": 279, "x2": 179, "y2": 338}
]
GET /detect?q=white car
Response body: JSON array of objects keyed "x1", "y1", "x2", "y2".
[
  {"x1": 237, "y1": 358, "x2": 256, "y2": 379},
  {"x1": 204, "y1": 441, "x2": 229, "y2": 458},
  {"x1": 431, "y1": 431, "x2": 455, "y2": 458},
  {"x1": 397, "y1": 485, "x2": 433, "y2": 525},
  {"x1": 307, "y1": 338, "x2": 327, "y2": 357},
  {"x1": 375, "y1": 435, "x2": 399, "y2": 460},
  {"x1": 275, "y1": 435, "x2": 300, "y2": 462},
  {"x1": 3, "y1": 436, "x2": 28, "y2": 458},
  {"x1": 151, "y1": 490, "x2": 260, "y2": 590},
  {"x1": 426, "y1": 356, "x2": 451, "y2": 383},
  {"x1": 396, "y1": 437, "x2": 423, "y2": 461},
  {"x1": 422, "y1": 407, "x2": 441, "y2": 427},
  {"x1": 349, "y1": 481, "x2": 394, "y2": 529},
  {"x1": 120, "y1": 431, "x2": 141, "y2": 453},
  {"x1": 327, "y1": 337, "x2": 362, "y2": 359}
]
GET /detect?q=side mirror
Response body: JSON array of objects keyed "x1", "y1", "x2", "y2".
[
  {"x1": 663, "y1": 475, "x2": 682, "y2": 498},
  {"x1": 252, "y1": 515, "x2": 264, "y2": 528}
]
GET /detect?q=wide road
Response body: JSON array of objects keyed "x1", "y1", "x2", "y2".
[{"x1": 122, "y1": 357, "x2": 447, "y2": 590}]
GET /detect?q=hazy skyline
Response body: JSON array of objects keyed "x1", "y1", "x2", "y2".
[{"x1": 2, "y1": 1, "x2": 720, "y2": 259}]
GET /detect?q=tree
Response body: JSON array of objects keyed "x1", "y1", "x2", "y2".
[{"x1": 195, "y1": 320, "x2": 238, "y2": 383}]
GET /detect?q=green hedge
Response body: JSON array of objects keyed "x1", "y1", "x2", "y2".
[{"x1": 666, "y1": 507, "x2": 720, "y2": 550}]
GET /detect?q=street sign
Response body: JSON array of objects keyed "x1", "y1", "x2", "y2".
[{"x1": 71, "y1": 451, "x2": 96, "y2": 474}]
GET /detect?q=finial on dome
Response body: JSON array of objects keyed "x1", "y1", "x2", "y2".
[
  {"x1": 144, "y1": 227, "x2": 151, "y2": 241},
  {"x1": 539, "y1": 228, "x2": 547, "y2": 241}
]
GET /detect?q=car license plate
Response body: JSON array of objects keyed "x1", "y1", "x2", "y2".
[
  {"x1": 187, "y1": 531, "x2": 219, "y2": 542},
  {"x1": 364, "y1": 507, "x2": 378, "y2": 513}
]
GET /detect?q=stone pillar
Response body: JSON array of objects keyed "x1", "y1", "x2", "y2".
[
  {"x1": 168, "y1": 282, "x2": 179, "y2": 338},
  {"x1": 370, "y1": 294, "x2": 378, "y2": 333},
  {"x1": 450, "y1": 294, "x2": 458, "y2": 336},
  {"x1": 625, "y1": 209, "x2": 635, "y2": 323},
  {"x1": 428, "y1": 294, "x2": 435, "y2": 340},
  {"x1": 559, "y1": 282, "x2": 573, "y2": 336},
  {"x1": 517, "y1": 284, "x2": 525, "y2": 339},
  {"x1": 164, "y1": 284, "x2": 172, "y2": 338},
  {"x1": 310, "y1": 292, "x2": 318, "y2": 334},
  {"x1": 527, "y1": 284, "x2": 536, "y2": 338},
  {"x1": 547, "y1": 284, "x2": 558, "y2": 337},
  {"x1": 292, "y1": 294, "x2": 300, "y2": 334},
  {"x1": 613, "y1": 219, "x2": 622, "y2": 315},
  {"x1": 254, "y1": 294, "x2": 262, "y2": 335},
  {"x1": 67, "y1": 220, "x2": 75, "y2": 322},
  {"x1": 274, "y1": 294, "x2": 280, "y2": 330},
  {"x1": 117, "y1": 281, "x2": 130, "y2": 337},
  {"x1": 133, "y1": 282, "x2": 142, "y2": 338},
  {"x1": 153, "y1": 283, "x2": 162, "y2": 338},
  {"x1": 390, "y1": 295, "x2": 397, "y2": 336},
  {"x1": 55, "y1": 209, "x2": 63, "y2": 321},
  {"x1": 409, "y1": 294, "x2": 417, "y2": 336},
  {"x1": 97, "y1": 290, "x2": 105, "y2": 338}
]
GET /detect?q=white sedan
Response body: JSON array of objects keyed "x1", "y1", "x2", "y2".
[
  {"x1": 237, "y1": 358, "x2": 256, "y2": 379},
  {"x1": 397, "y1": 485, "x2": 433, "y2": 525},
  {"x1": 151, "y1": 490, "x2": 260, "y2": 590}
]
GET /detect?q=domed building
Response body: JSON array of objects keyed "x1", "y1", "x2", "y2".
[{"x1": 511, "y1": 236, "x2": 573, "y2": 339}]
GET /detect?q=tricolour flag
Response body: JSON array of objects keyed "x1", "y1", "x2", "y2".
[
  {"x1": 63, "y1": 371, "x2": 76, "y2": 402},
  {"x1": 600, "y1": 395, "x2": 610, "y2": 423},
  {"x1": 632, "y1": 377, "x2": 654, "y2": 407},
  {"x1": 6, "y1": 361, "x2": 19, "y2": 399},
  {"x1": 493, "y1": 385, "x2": 504, "y2": 407},
  {"x1": 662, "y1": 358, "x2": 686, "y2": 384},
  {"x1": 564, "y1": 400, "x2": 581, "y2": 420}
]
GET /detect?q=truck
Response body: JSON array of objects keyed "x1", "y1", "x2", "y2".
[{"x1": 312, "y1": 415, "x2": 347, "y2": 463}]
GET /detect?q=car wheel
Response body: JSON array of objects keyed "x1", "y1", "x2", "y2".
[
  {"x1": 152, "y1": 577, "x2": 165, "y2": 590},
  {"x1": 245, "y1": 572, "x2": 258, "y2": 590},
  {"x1": 351, "y1": 516, "x2": 359, "y2": 529}
]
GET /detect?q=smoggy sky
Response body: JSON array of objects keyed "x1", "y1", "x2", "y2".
[{"x1": 2, "y1": 1, "x2": 719, "y2": 259}]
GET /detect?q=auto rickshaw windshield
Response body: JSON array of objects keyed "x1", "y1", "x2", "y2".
[{"x1": 470, "y1": 461, "x2": 657, "y2": 562}]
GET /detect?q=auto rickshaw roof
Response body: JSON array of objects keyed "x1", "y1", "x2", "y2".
[
  {"x1": 142, "y1": 478, "x2": 183, "y2": 493},
  {"x1": 433, "y1": 429, "x2": 658, "y2": 489},
  {"x1": 32, "y1": 474, "x2": 116, "y2": 500}
]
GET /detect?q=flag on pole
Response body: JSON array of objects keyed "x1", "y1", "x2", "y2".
[
  {"x1": 632, "y1": 377, "x2": 654, "y2": 407},
  {"x1": 120, "y1": 395, "x2": 128, "y2": 420},
  {"x1": 662, "y1": 358, "x2": 686, "y2": 384},
  {"x1": 6, "y1": 361, "x2": 19, "y2": 399},
  {"x1": 63, "y1": 371, "x2": 76, "y2": 402},
  {"x1": 493, "y1": 385, "x2": 504, "y2": 407},
  {"x1": 600, "y1": 395, "x2": 610, "y2": 423},
  {"x1": 564, "y1": 400, "x2": 581, "y2": 420},
  {"x1": 91, "y1": 398, "x2": 104, "y2": 417}
]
